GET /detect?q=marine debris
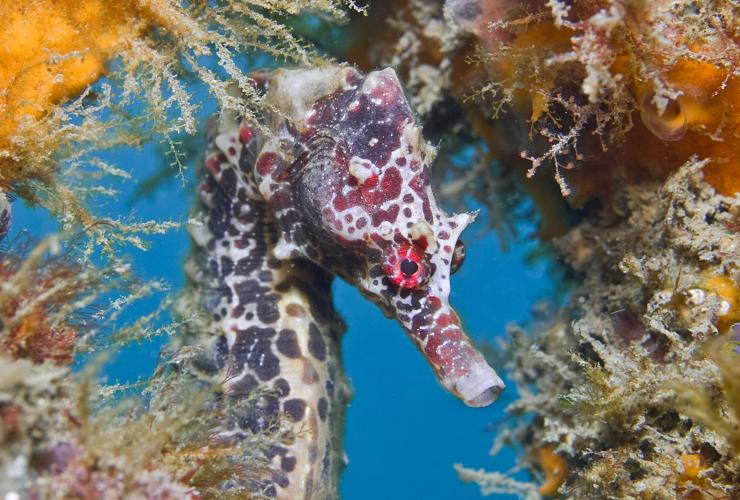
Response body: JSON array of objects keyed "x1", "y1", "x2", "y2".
[{"x1": 181, "y1": 64, "x2": 502, "y2": 498}]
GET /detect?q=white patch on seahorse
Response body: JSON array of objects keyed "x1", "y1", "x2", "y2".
[{"x1": 348, "y1": 157, "x2": 376, "y2": 184}]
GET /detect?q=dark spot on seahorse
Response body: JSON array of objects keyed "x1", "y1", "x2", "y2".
[
  {"x1": 207, "y1": 240, "x2": 220, "y2": 256},
  {"x1": 229, "y1": 374, "x2": 258, "y2": 397},
  {"x1": 239, "y1": 394, "x2": 280, "y2": 433},
  {"x1": 344, "y1": 90, "x2": 409, "y2": 166},
  {"x1": 318, "y1": 397, "x2": 328, "y2": 421},
  {"x1": 231, "y1": 305, "x2": 245, "y2": 318},
  {"x1": 229, "y1": 335, "x2": 256, "y2": 372},
  {"x1": 283, "y1": 398, "x2": 307, "y2": 422},
  {"x1": 368, "y1": 265, "x2": 384, "y2": 278},
  {"x1": 239, "y1": 145, "x2": 254, "y2": 172},
  {"x1": 264, "y1": 445, "x2": 283, "y2": 460},
  {"x1": 262, "y1": 394, "x2": 281, "y2": 418},
  {"x1": 396, "y1": 301, "x2": 413, "y2": 312},
  {"x1": 279, "y1": 208, "x2": 300, "y2": 226},
  {"x1": 232, "y1": 327, "x2": 280, "y2": 381},
  {"x1": 262, "y1": 481, "x2": 277, "y2": 497},
  {"x1": 322, "y1": 447, "x2": 331, "y2": 478},
  {"x1": 272, "y1": 470, "x2": 290, "y2": 488},
  {"x1": 253, "y1": 344, "x2": 280, "y2": 381},
  {"x1": 380, "y1": 277, "x2": 396, "y2": 302},
  {"x1": 371, "y1": 203, "x2": 400, "y2": 227},
  {"x1": 257, "y1": 294, "x2": 280, "y2": 323},
  {"x1": 214, "y1": 335, "x2": 229, "y2": 367},
  {"x1": 234, "y1": 279, "x2": 267, "y2": 304},
  {"x1": 325, "y1": 379, "x2": 335, "y2": 397},
  {"x1": 307, "y1": 323, "x2": 327, "y2": 361},
  {"x1": 281, "y1": 456, "x2": 297, "y2": 472},
  {"x1": 258, "y1": 270, "x2": 273, "y2": 282},
  {"x1": 276, "y1": 329, "x2": 301, "y2": 358},
  {"x1": 235, "y1": 256, "x2": 260, "y2": 276},
  {"x1": 219, "y1": 167, "x2": 238, "y2": 198},
  {"x1": 273, "y1": 378, "x2": 290, "y2": 397}
]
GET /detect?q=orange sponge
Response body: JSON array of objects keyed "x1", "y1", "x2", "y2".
[{"x1": 0, "y1": 0, "x2": 144, "y2": 147}]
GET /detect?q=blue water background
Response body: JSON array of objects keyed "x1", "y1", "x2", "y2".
[{"x1": 9, "y1": 65, "x2": 553, "y2": 500}]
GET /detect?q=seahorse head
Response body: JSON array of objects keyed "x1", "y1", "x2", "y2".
[{"x1": 255, "y1": 66, "x2": 505, "y2": 407}]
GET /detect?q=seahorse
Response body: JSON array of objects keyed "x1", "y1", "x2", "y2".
[{"x1": 184, "y1": 65, "x2": 505, "y2": 499}]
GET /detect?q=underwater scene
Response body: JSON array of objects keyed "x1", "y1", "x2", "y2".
[{"x1": 0, "y1": 1, "x2": 738, "y2": 499}]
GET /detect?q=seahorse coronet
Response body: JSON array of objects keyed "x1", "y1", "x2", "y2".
[{"x1": 187, "y1": 64, "x2": 504, "y2": 498}]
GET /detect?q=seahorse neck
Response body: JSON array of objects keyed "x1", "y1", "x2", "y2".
[{"x1": 185, "y1": 119, "x2": 348, "y2": 499}]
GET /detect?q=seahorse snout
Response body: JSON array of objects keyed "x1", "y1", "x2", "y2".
[
  {"x1": 453, "y1": 358, "x2": 506, "y2": 407},
  {"x1": 401, "y1": 294, "x2": 505, "y2": 407}
]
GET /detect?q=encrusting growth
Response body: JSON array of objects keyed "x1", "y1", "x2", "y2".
[
  {"x1": 183, "y1": 65, "x2": 504, "y2": 498},
  {"x1": 458, "y1": 161, "x2": 740, "y2": 498},
  {"x1": 0, "y1": 0, "x2": 360, "y2": 246}
]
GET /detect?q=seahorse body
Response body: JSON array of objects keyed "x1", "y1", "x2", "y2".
[{"x1": 186, "y1": 65, "x2": 505, "y2": 498}]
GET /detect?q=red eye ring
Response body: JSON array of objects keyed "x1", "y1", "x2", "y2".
[{"x1": 384, "y1": 243, "x2": 427, "y2": 289}]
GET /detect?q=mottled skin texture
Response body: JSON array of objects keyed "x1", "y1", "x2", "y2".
[{"x1": 186, "y1": 66, "x2": 504, "y2": 499}]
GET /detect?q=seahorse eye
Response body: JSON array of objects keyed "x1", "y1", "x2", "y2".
[
  {"x1": 400, "y1": 258, "x2": 419, "y2": 278},
  {"x1": 384, "y1": 244, "x2": 427, "y2": 290},
  {"x1": 451, "y1": 239, "x2": 466, "y2": 274}
]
